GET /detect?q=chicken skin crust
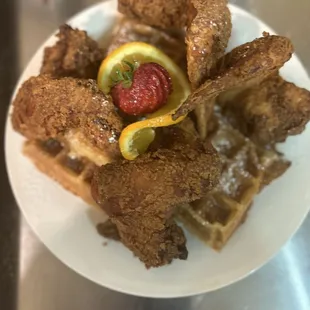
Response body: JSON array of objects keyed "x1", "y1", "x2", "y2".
[
  {"x1": 41, "y1": 24, "x2": 104, "y2": 79},
  {"x1": 91, "y1": 127, "x2": 221, "y2": 268},
  {"x1": 11, "y1": 75, "x2": 123, "y2": 159},
  {"x1": 222, "y1": 75, "x2": 310, "y2": 145},
  {"x1": 186, "y1": 0, "x2": 232, "y2": 89},
  {"x1": 173, "y1": 35, "x2": 294, "y2": 119},
  {"x1": 118, "y1": 0, "x2": 188, "y2": 29}
]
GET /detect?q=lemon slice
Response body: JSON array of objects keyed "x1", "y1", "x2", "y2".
[{"x1": 97, "y1": 42, "x2": 190, "y2": 160}]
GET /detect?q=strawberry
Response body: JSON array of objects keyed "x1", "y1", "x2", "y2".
[{"x1": 111, "y1": 62, "x2": 173, "y2": 116}]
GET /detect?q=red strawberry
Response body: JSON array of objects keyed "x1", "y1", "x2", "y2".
[{"x1": 111, "y1": 62, "x2": 173, "y2": 116}]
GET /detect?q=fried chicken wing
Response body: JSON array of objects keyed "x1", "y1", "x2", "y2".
[
  {"x1": 118, "y1": 0, "x2": 188, "y2": 29},
  {"x1": 97, "y1": 219, "x2": 120, "y2": 241},
  {"x1": 12, "y1": 75, "x2": 123, "y2": 160},
  {"x1": 222, "y1": 75, "x2": 310, "y2": 145},
  {"x1": 91, "y1": 127, "x2": 221, "y2": 268},
  {"x1": 187, "y1": 0, "x2": 231, "y2": 138},
  {"x1": 173, "y1": 34, "x2": 294, "y2": 119},
  {"x1": 41, "y1": 24, "x2": 104, "y2": 79},
  {"x1": 187, "y1": 0, "x2": 231, "y2": 89}
]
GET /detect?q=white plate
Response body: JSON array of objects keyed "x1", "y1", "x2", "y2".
[{"x1": 5, "y1": 0, "x2": 310, "y2": 298}]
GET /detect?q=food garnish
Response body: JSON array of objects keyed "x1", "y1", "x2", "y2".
[
  {"x1": 97, "y1": 42, "x2": 191, "y2": 160},
  {"x1": 111, "y1": 62, "x2": 173, "y2": 115}
]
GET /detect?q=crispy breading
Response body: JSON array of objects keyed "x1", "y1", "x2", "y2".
[
  {"x1": 186, "y1": 0, "x2": 232, "y2": 89},
  {"x1": 11, "y1": 75, "x2": 123, "y2": 159},
  {"x1": 91, "y1": 127, "x2": 221, "y2": 268},
  {"x1": 222, "y1": 75, "x2": 310, "y2": 145},
  {"x1": 117, "y1": 1, "x2": 231, "y2": 88},
  {"x1": 107, "y1": 18, "x2": 187, "y2": 70},
  {"x1": 187, "y1": 0, "x2": 231, "y2": 139},
  {"x1": 41, "y1": 24, "x2": 104, "y2": 79},
  {"x1": 173, "y1": 34, "x2": 294, "y2": 119},
  {"x1": 97, "y1": 220, "x2": 120, "y2": 241},
  {"x1": 118, "y1": 0, "x2": 188, "y2": 29}
]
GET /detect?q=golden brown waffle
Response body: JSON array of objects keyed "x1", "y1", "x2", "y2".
[
  {"x1": 176, "y1": 109, "x2": 291, "y2": 250},
  {"x1": 23, "y1": 139, "x2": 97, "y2": 207}
]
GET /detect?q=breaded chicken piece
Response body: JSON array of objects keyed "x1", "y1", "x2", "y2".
[
  {"x1": 118, "y1": 0, "x2": 188, "y2": 29},
  {"x1": 187, "y1": 0, "x2": 232, "y2": 89},
  {"x1": 187, "y1": 0, "x2": 231, "y2": 139},
  {"x1": 12, "y1": 75, "x2": 123, "y2": 159},
  {"x1": 41, "y1": 24, "x2": 104, "y2": 79},
  {"x1": 107, "y1": 18, "x2": 187, "y2": 71},
  {"x1": 222, "y1": 75, "x2": 310, "y2": 145},
  {"x1": 97, "y1": 219, "x2": 120, "y2": 241},
  {"x1": 118, "y1": 1, "x2": 231, "y2": 88},
  {"x1": 91, "y1": 127, "x2": 221, "y2": 268},
  {"x1": 173, "y1": 34, "x2": 294, "y2": 119}
]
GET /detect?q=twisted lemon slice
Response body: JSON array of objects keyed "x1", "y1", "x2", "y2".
[{"x1": 98, "y1": 42, "x2": 190, "y2": 160}]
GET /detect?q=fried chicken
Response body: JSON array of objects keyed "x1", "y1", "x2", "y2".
[
  {"x1": 222, "y1": 75, "x2": 310, "y2": 145},
  {"x1": 186, "y1": 0, "x2": 232, "y2": 89},
  {"x1": 12, "y1": 75, "x2": 123, "y2": 161},
  {"x1": 118, "y1": 0, "x2": 188, "y2": 29},
  {"x1": 186, "y1": 0, "x2": 231, "y2": 140},
  {"x1": 118, "y1": 1, "x2": 231, "y2": 89},
  {"x1": 107, "y1": 18, "x2": 187, "y2": 71},
  {"x1": 91, "y1": 127, "x2": 221, "y2": 268},
  {"x1": 40, "y1": 24, "x2": 105, "y2": 79},
  {"x1": 173, "y1": 34, "x2": 294, "y2": 119},
  {"x1": 97, "y1": 219, "x2": 120, "y2": 241}
]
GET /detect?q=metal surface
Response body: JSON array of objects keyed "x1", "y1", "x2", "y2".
[
  {"x1": 1, "y1": 0, "x2": 310, "y2": 309},
  {"x1": 0, "y1": 1, "x2": 19, "y2": 310}
]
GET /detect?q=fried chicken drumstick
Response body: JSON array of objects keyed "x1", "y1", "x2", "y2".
[
  {"x1": 92, "y1": 127, "x2": 221, "y2": 268},
  {"x1": 41, "y1": 24, "x2": 105, "y2": 79},
  {"x1": 12, "y1": 75, "x2": 123, "y2": 160}
]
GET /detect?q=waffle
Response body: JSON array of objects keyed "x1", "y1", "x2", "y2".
[
  {"x1": 23, "y1": 109, "x2": 290, "y2": 251},
  {"x1": 176, "y1": 109, "x2": 291, "y2": 250},
  {"x1": 23, "y1": 139, "x2": 97, "y2": 207}
]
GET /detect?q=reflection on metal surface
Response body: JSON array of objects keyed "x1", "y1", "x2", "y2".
[
  {"x1": 282, "y1": 244, "x2": 310, "y2": 310},
  {"x1": 12, "y1": 0, "x2": 310, "y2": 309},
  {"x1": 18, "y1": 217, "x2": 310, "y2": 310}
]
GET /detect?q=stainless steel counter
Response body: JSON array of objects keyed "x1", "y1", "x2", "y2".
[{"x1": 12, "y1": 0, "x2": 310, "y2": 309}]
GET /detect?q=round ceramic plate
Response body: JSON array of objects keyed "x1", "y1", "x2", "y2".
[{"x1": 5, "y1": 0, "x2": 310, "y2": 298}]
